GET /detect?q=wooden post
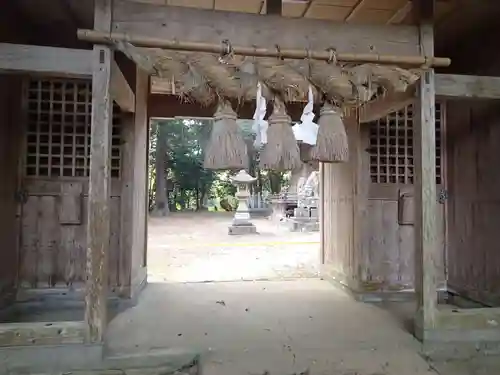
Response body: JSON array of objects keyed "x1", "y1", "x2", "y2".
[
  {"x1": 119, "y1": 113, "x2": 135, "y2": 296},
  {"x1": 85, "y1": 0, "x2": 112, "y2": 343},
  {"x1": 413, "y1": 0, "x2": 438, "y2": 337},
  {"x1": 130, "y1": 68, "x2": 149, "y2": 293},
  {"x1": 319, "y1": 162, "x2": 325, "y2": 265}
]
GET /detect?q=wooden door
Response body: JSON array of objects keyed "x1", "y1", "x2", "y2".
[
  {"x1": 360, "y1": 103, "x2": 447, "y2": 291},
  {"x1": 17, "y1": 77, "x2": 123, "y2": 290}
]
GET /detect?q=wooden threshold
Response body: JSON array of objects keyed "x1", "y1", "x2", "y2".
[{"x1": 0, "y1": 321, "x2": 86, "y2": 347}]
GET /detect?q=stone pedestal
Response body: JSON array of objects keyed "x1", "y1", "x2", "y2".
[{"x1": 228, "y1": 224, "x2": 257, "y2": 235}]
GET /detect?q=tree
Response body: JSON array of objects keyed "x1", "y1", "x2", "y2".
[
  {"x1": 148, "y1": 117, "x2": 292, "y2": 213},
  {"x1": 151, "y1": 122, "x2": 169, "y2": 216}
]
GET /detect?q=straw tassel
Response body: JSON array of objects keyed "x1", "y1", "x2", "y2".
[
  {"x1": 203, "y1": 100, "x2": 248, "y2": 170},
  {"x1": 311, "y1": 102, "x2": 349, "y2": 163},
  {"x1": 259, "y1": 97, "x2": 302, "y2": 171}
]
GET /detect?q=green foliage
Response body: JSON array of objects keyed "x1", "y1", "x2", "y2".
[{"x1": 149, "y1": 117, "x2": 291, "y2": 212}]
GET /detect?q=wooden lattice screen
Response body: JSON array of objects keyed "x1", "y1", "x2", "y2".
[
  {"x1": 25, "y1": 78, "x2": 122, "y2": 178},
  {"x1": 369, "y1": 102, "x2": 443, "y2": 185}
]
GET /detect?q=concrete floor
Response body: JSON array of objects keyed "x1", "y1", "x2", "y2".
[
  {"x1": 108, "y1": 211, "x2": 500, "y2": 374},
  {"x1": 106, "y1": 280, "x2": 438, "y2": 375}
]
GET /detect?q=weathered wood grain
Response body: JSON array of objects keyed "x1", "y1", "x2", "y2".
[
  {"x1": 113, "y1": 0, "x2": 420, "y2": 55},
  {"x1": 85, "y1": 0, "x2": 112, "y2": 344},
  {"x1": 59, "y1": 182, "x2": 83, "y2": 225},
  {"x1": 111, "y1": 60, "x2": 135, "y2": 113},
  {"x1": 413, "y1": 18, "x2": 438, "y2": 330},
  {"x1": 0, "y1": 43, "x2": 92, "y2": 77},
  {"x1": 446, "y1": 101, "x2": 500, "y2": 307},
  {"x1": 0, "y1": 321, "x2": 86, "y2": 347},
  {"x1": 130, "y1": 68, "x2": 149, "y2": 296},
  {"x1": 436, "y1": 74, "x2": 500, "y2": 100}
]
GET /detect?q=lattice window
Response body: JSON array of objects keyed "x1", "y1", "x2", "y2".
[
  {"x1": 369, "y1": 102, "x2": 443, "y2": 185},
  {"x1": 25, "y1": 78, "x2": 122, "y2": 178}
]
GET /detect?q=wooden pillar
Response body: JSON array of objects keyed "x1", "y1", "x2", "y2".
[
  {"x1": 130, "y1": 67, "x2": 149, "y2": 291},
  {"x1": 413, "y1": 0, "x2": 438, "y2": 337},
  {"x1": 85, "y1": 0, "x2": 112, "y2": 343},
  {"x1": 319, "y1": 162, "x2": 325, "y2": 265},
  {"x1": 119, "y1": 113, "x2": 135, "y2": 296}
]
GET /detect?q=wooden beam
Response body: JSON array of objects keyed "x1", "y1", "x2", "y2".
[
  {"x1": 301, "y1": 0, "x2": 313, "y2": 17},
  {"x1": 359, "y1": 86, "x2": 416, "y2": 123},
  {"x1": 85, "y1": 0, "x2": 112, "y2": 344},
  {"x1": 111, "y1": 60, "x2": 135, "y2": 112},
  {"x1": 359, "y1": 73, "x2": 500, "y2": 123},
  {"x1": 413, "y1": 0, "x2": 438, "y2": 338},
  {"x1": 435, "y1": 74, "x2": 500, "y2": 100},
  {"x1": 113, "y1": 0, "x2": 421, "y2": 55},
  {"x1": 0, "y1": 322, "x2": 86, "y2": 347},
  {"x1": 0, "y1": 43, "x2": 92, "y2": 77},
  {"x1": 345, "y1": 0, "x2": 365, "y2": 22},
  {"x1": 387, "y1": 1, "x2": 412, "y2": 24},
  {"x1": 267, "y1": 0, "x2": 282, "y2": 15}
]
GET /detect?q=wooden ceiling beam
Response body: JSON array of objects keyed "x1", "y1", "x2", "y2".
[
  {"x1": 301, "y1": 0, "x2": 313, "y2": 18},
  {"x1": 436, "y1": 74, "x2": 500, "y2": 100},
  {"x1": 387, "y1": 1, "x2": 412, "y2": 24},
  {"x1": 345, "y1": 0, "x2": 365, "y2": 22},
  {"x1": 0, "y1": 43, "x2": 92, "y2": 77}
]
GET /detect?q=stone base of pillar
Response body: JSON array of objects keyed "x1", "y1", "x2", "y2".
[{"x1": 228, "y1": 223, "x2": 258, "y2": 235}]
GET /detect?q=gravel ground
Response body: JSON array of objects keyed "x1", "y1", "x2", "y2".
[{"x1": 147, "y1": 211, "x2": 320, "y2": 283}]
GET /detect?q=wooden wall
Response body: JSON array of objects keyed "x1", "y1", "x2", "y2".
[
  {"x1": 446, "y1": 100, "x2": 500, "y2": 306},
  {"x1": 321, "y1": 122, "x2": 358, "y2": 288},
  {"x1": 321, "y1": 106, "x2": 447, "y2": 295},
  {"x1": 0, "y1": 75, "x2": 23, "y2": 306}
]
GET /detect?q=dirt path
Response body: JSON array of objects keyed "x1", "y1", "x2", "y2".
[{"x1": 147, "y1": 212, "x2": 320, "y2": 282}]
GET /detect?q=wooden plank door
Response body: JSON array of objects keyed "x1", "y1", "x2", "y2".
[
  {"x1": 17, "y1": 77, "x2": 123, "y2": 291},
  {"x1": 360, "y1": 102, "x2": 447, "y2": 291}
]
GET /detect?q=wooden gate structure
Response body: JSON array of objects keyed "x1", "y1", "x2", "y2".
[{"x1": 2, "y1": 0, "x2": 500, "y2": 371}]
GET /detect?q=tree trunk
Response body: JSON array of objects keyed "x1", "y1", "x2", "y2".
[
  {"x1": 195, "y1": 183, "x2": 200, "y2": 210},
  {"x1": 269, "y1": 171, "x2": 282, "y2": 194},
  {"x1": 256, "y1": 168, "x2": 263, "y2": 194},
  {"x1": 151, "y1": 123, "x2": 169, "y2": 216}
]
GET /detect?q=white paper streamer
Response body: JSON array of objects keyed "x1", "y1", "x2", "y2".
[
  {"x1": 292, "y1": 86, "x2": 318, "y2": 145},
  {"x1": 252, "y1": 82, "x2": 268, "y2": 147}
]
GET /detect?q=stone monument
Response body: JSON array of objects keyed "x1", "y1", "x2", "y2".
[
  {"x1": 228, "y1": 170, "x2": 258, "y2": 235},
  {"x1": 287, "y1": 170, "x2": 320, "y2": 232}
]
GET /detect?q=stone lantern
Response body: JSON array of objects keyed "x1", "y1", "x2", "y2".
[{"x1": 228, "y1": 170, "x2": 257, "y2": 235}]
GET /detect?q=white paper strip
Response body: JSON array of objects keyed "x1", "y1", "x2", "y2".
[
  {"x1": 292, "y1": 86, "x2": 318, "y2": 145},
  {"x1": 252, "y1": 82, "x2": 268, "y2": 147}
]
